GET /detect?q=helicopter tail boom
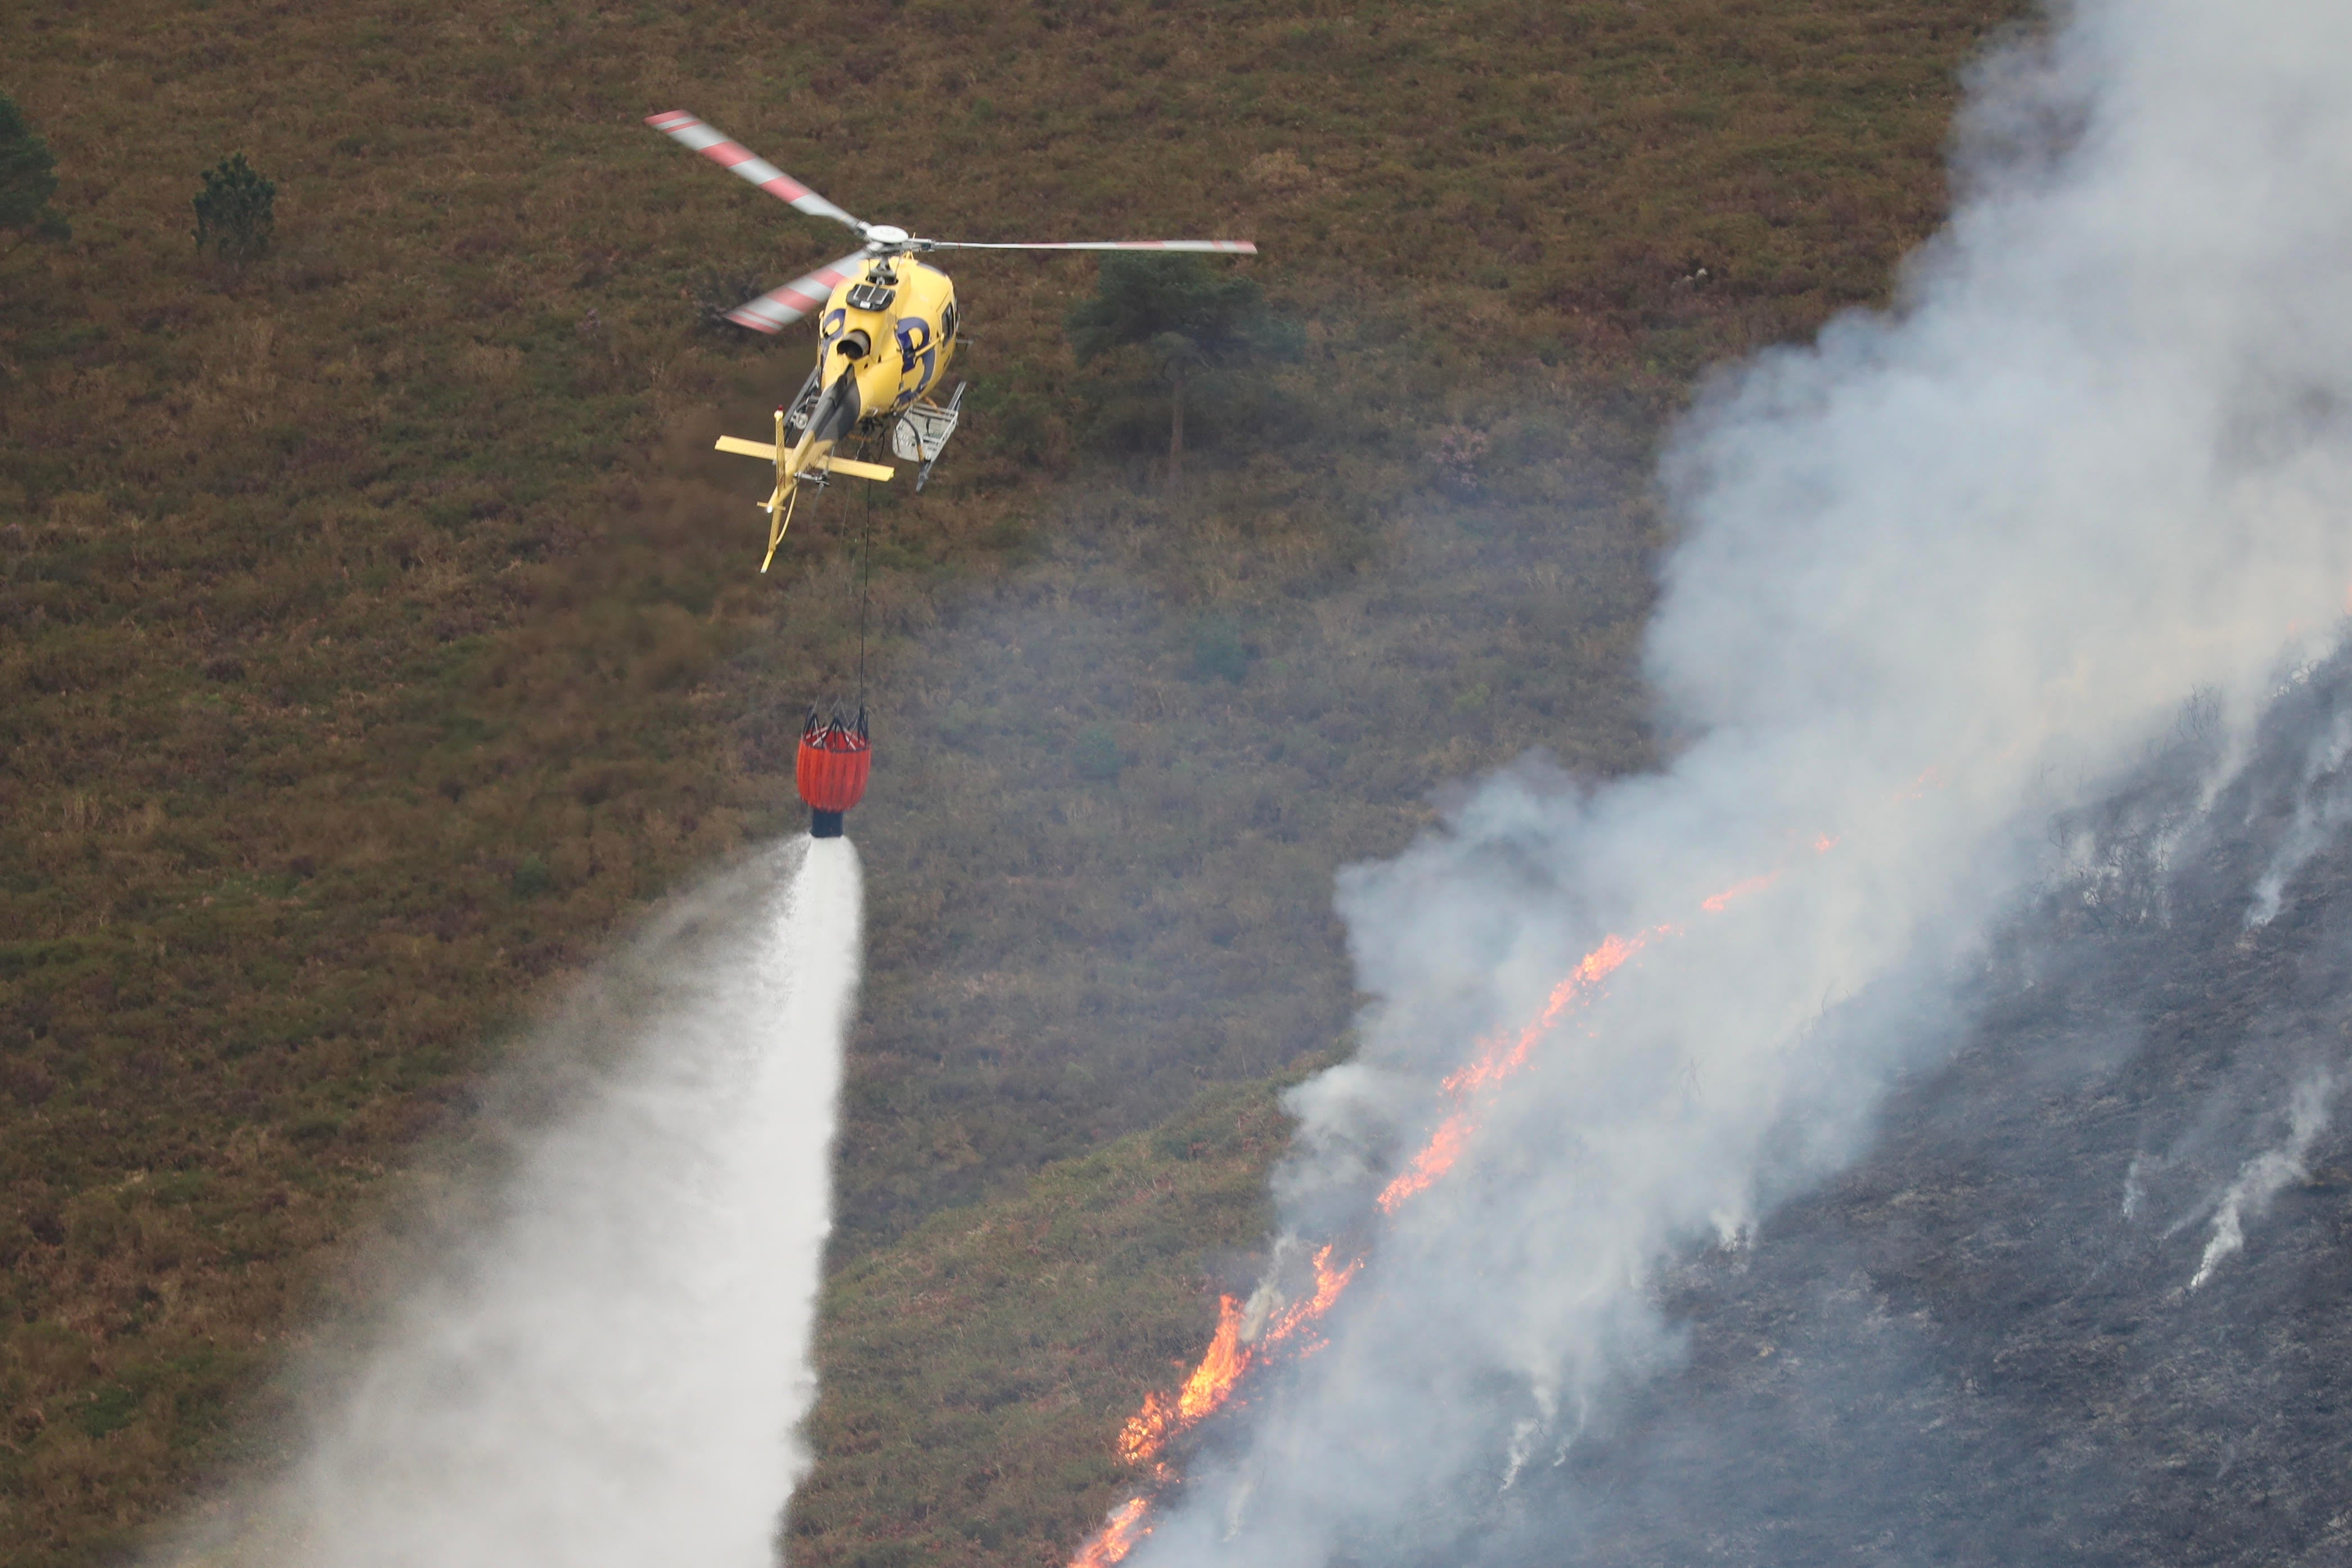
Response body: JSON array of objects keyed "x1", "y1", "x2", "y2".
[
  {"x1": 710, "y1": 408, "x2": 895, "y2": 572},
  {"x1": 715, "y1": 425, "x2": 895, "y2": 571}
]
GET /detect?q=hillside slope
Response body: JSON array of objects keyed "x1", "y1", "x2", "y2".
[
  {"x1": 791, "y1": 1079, "x2": 1295, "y2": 1568},
  {"x1": 776, "y1": 659, "x2": 2352, "y2": 1568},
  {"x1": 1480, "y1": 655, "x2": 2352, "y2": 1567},
  {"x1": 2, "y1": 0, "x2": 2021, "y2": 1560}
]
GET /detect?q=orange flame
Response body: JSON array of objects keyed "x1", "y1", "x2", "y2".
[
  {"x1": 1263, "y1": 1246, "x2": 1366, "y2": 1346},
  {"x1": 1376, "y1": 927, "x2": 1665, "y2": 1213},
  {"x1": 1176, "y1": 1295, "x2": 1250, "y2": 1422},
  {"x1": 1700, "y1": 871, "x2": 1780, "y2": 913},
  {"x1": 1071, "y1": 1496, "x2": 1154, "y2": 1568},
  {"x1": 1375, "y1": 1110, "x2": 1474, "y2": 1213},
  {"x1": 1076, "y1": 859, "x2": 1844, "y2": 1564},
  {"x1": 1440, "y1": 931, "x2": 1651, "y2": 1098},
  {"x1": 1114, "y1": 1393, "x2": 1175, "y2": 1467},
  {"x1": 1116, "y1": 1295, "x2": 1252, "y2": 1466},
  {"x1": 1074, "y1": 827, "x2": 1909, "y2": 1568}
]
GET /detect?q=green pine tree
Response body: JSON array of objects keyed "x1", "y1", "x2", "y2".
[
  {"x1": 193, "y1": 152, "x2": 276, "y2": 260},
  {"x1": 1065, "y1": 254, "x2": 1293, "y2": 481},
  {"x1": 0, "y1": 91, "x2": 69, "y2": 244}
]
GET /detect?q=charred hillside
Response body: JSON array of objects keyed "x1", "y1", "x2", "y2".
[{"x1": 1474, "y1": 658, "x2": 2352, "y2": 1566}]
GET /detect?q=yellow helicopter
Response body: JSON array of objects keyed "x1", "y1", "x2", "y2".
[{"x1": 648, "y1": 111, "x2": 1258, "y2": 569}]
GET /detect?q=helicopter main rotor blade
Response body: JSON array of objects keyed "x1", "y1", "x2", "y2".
[
  {"x1": 645, "y1": 111, "x2": 869, "y2": 237},
  {"x1": 915, "y1": 239, "x2": 1258, "y2": 254},
  {"x1": 726, "y1": 249, "x2": 875, "y2": 334}
]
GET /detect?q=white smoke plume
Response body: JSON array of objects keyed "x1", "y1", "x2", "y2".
[
  {"x1": 2189, "y1": 1070, "x2": 2339, "y2": 1290},
  {"x1": 1129, "y1": 4, "x2": 2352, "y2": 1564},
  {"x1": 2243, "y1": 702, "x2": 2352, "y2": 926},
  {"x1": 161, "y1": 838, "x2": 860, "y2": 1568}
]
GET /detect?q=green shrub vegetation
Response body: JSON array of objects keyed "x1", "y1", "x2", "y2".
[
  {"x1": 190, "y1": 154, "x2": 276, "y2": 262},
  {"x1": 1, "y1": 0, "x2": 2021, "y2": 1560},
  {"x1": 1066, "y1": 254, "x2": 1298, "y2": 477},
  {"x1": 792, "y1": 1078, "x2": 1296, "y2": 1568},
  {"x1": 0, "y1": 90, "x2": 69, "y2": 245}
]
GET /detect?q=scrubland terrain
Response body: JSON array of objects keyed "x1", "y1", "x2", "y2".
[{"x1": 1, "y1": 2, "x2": 2021, "y2": 1560}]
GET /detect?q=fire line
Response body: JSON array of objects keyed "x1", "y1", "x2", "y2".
[{"x1": 1065, "y1": 865, "x2": 1804, "y2": 1568}]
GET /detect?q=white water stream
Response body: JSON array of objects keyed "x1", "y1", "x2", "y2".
[{"x1": 181, "y1": 837, "x2": 861, "y2": 1568}]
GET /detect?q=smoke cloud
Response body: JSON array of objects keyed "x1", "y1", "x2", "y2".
[
  {"x1": 1127, "y1": 3, "x2": 2352, "y2": 1564},
  {"x1": 2191, "y1": 1069, "x2": 2339, "y2": 1290},
  {"x1": 164, "y1": 839, "x2": 860, "y2": 1568}
]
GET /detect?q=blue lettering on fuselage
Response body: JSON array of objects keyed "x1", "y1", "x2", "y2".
[{"x1": 894, "y1": 318, "x2": 937, "y2": 408}]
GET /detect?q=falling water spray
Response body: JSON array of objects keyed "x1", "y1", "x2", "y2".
[{"x1": 165, "y1": 837, "x2": 861, "y2": 1568}]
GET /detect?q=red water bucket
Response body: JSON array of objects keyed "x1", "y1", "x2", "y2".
[{"x1": 796, "y1": 708, "x2": 871, "y2": 838}]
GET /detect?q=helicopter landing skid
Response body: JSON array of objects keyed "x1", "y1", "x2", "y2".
[{"x1": 781, "y1": 367, "x2": 823, "y2": 444}]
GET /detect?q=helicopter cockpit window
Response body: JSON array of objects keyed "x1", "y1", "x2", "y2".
[{"x1": 836, "y1": 330, "x2": 871, "y2": 361}]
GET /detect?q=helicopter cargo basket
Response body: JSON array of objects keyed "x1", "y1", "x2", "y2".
[{"x1": 891, "y1": 382, "x2": 966, "y2": 490}]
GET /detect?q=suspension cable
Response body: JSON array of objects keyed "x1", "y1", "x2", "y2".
[{"x1": 858, "y1": 446, "x2": 874, "y2": 707}]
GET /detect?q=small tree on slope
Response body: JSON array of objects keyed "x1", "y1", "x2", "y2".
[
  {"x1": 1064, "y1": 254, "x2": 1290, "y2": 483},
  {"x1": 0, "y1": 91, "x2": 69, "y2": 247},
  {"x1": 193, "y1": 152, "x2": 275, "y2": 261}
]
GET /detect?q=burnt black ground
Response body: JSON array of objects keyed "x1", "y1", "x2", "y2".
[{"x1": 1459, "y1": 657, "x2": 2352, "y2": 1566}]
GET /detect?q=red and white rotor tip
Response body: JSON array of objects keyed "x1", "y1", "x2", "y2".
[
  {"x1": 725, "y1": 250, "x2": 871, "y2": 334},
  {"x1": 644, "y1": 110, "x2": 867, "y2": 235}
]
